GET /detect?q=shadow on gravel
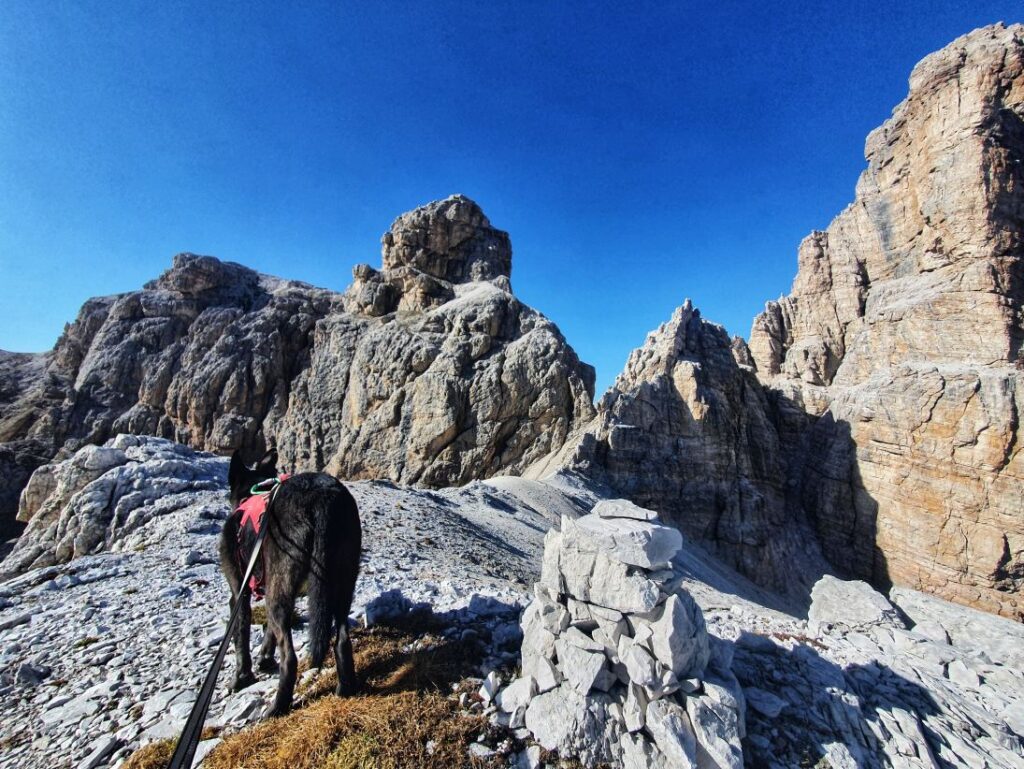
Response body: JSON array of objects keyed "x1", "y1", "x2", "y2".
[{"x1": 732, "y1": 631, "x2": 944, "y2": 769}]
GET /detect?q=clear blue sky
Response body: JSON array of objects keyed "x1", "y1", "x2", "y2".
[{"x1": 1, "y1": 2, "x2": 1020, "y2": 396}]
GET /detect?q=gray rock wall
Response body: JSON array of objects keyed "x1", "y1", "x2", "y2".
[
  {"x1": 749, "y1": 23, "x2": 1024, "y2": 619},
  {"x1": 547, "y1": 301, "x2": 827, "y2": 599}
]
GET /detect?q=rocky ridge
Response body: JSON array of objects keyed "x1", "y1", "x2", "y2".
[
  {"x1": 531, "y1": 301, "x2": 826, "y2": 601},
  {"x1": 0, "y1": 195, "x2": 596, "y2": 535},
  {"x1": 747, "y1": 22, "x2": 1024, "y2": 618}
]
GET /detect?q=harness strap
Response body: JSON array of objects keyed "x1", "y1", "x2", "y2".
[{"x1": 167, "y1": 481, "x2": 284, "y2": 769}]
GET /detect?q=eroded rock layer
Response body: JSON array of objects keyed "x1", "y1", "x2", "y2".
[
  {"x1": 0, "y1": 196, "x2": 595, "y2": 532},
  {"x1": 749, "y1": 23, "x2": 1024, "y2": 618},
  {"x1": 543, "y1": 301, "x2": 826, "y2": 599}
]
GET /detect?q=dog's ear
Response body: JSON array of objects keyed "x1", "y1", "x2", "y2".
[
  {"x1": 228, "y1": 450, "x2": 247, "y2": 487},
  {"x1": 256, "y1": 447, "x2": 278, "y2": 475}
]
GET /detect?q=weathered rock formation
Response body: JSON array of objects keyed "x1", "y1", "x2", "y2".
[
  {"x1": 4, "y1": 435, "x2": 225, "y2": 574},
  {"x1": 536, "y1": 301, "x2": 826, "y2": 599},
  {"x1": 494, "y1": 499, "x2": 745, "y2": 768},
  {"x1": 749, "y1": 23, "x2": 1024, "y2": 618},
  {"x1": 0, "y1": 196, "x2": 595, "y2": 534},
  {"x1": 529, "y1": 24, "x2": 1023, "y2": 618},
  {"x1": 0, "y1": 351, "x2": 64, "y2": 539}
]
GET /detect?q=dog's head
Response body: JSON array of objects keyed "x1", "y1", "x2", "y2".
[{"x1": 228, "y1": 448, "x2": 279, "y2": 510}]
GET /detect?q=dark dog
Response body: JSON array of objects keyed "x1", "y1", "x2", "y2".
[{"x1": 219, "y1": 449, "x2": 362, "y2": 717}]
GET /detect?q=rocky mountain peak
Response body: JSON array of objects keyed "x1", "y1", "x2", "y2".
[
  {"x1": 381, "y1": 194, "x2": 512, "y2": 284},
  {"x1": 144, "y1": 253, "x2": 261, "y2": 300},
  {"x1": 0, "y1": 196, "x2": 596, "y2": 535}
]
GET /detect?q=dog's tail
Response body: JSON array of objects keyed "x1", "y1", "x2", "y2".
[
  {"x1": 306, "y1": 485, "x2": 361, "y2": 669},
  {"x1": 307, "y1": 496, "x2": 336, "y2": 668}
]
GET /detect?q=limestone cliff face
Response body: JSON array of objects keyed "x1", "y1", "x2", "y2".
[
  {"x1": 548, "y1": 301, "x2": 826, "y2": 600},
  {"x1": 278, "y1": 197, "x2": 597, "y2": 486},
  {"x1": 749, "y1": 23, "x2": 1024, "y2": 618},
  {"x1": 0, "y1": 196, "x2": 596, "y2": 533}
]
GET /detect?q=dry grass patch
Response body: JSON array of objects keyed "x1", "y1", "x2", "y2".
[
  {"x1": 121, "y1": 727, "x2": 220, "y2": 769},
  {"x1": 205, "y1": 690, "x2": 490, "y2": 769},
  {"x1": 205, "y1": 612, "x2": 504, "y2": 769}
]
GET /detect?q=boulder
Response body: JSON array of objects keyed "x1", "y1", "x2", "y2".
[
  {"x1": 593, "y1": 499, "x2": 659, "y2": 521},
  {"x1": 648, "y1": 593, "x2": 711, "y2": 680},
  {"x1": 573, "y1": 514, "x2": 683, "y2": 570},
  {"x1": 646, "y1": 698, "x2": 697, "y2": 768},
  {"x1": 808, "y1": 576, "x2": 906, "y2": 633}
]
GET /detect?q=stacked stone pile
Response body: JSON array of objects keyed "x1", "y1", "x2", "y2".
[{"x1": 494, "y1": 499, "x2": 746, "y2": 768}]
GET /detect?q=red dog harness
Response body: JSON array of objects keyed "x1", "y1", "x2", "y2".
[{"x1": 235, "y1": 474, "x2": 289, "y2": 598}]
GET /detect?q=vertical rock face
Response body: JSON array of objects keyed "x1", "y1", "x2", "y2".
[
  {"x1": 0, "y1": 351, "x2": 66, "y2": 539},
  {"x1": 278, "y1": 196, "x2": 596, "y2": 486},
  {"x1": 749, "y1": 23, "x2": 1024, "y2": 618},
  {"x1": 550, "y1": 301, "x2": 826, "y2": 598},
  {"x1": 0, "y1": 195, "x2": 596, "y2": 533}
]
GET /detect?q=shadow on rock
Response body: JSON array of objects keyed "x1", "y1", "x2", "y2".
[{"x1": 732, "y1": 631, "x2": 946, "y2": 769}]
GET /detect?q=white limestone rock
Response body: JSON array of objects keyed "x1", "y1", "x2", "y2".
[
  {"x1": 555, "y1": 636, "x2": 607, "y2": 695},
  {"x1": 497, "y1": 676, "x2": 536, "y2": 714},
  {"x1": 687, "y1": 681, "x2": 745, "y2": 769},
  {"x1": 809, "y1": 576, "x2": 906, "y2": 633},
  {"x1": 524, "y1": 686, "x2": 618, "y2": 766},
  {"x1": 648, "y1": 593, "x2": 710, "y2": 679},
  {"x1": 558, "y1": 520, "x2": 660, "y2": 613},
  {"x1": 479, "y1": 671, "x2": 501, "y2": 704},
  {"x1": 573, "y1": 512, "x2": 683, "y2": 570},
  {"x1": 624, "y1": 683, "x2": 648, "y2": 732},
  {"x1": 890, "y1": 586, "x2": 1024, "y2": 670},
  {"x1": 539, "y1": 529, "x2": 564, "y2": 593},
  {"x1": 4, "y1": 437, "x2": 225, "y2": 574},
  {"x1": 531, "y1": 657, "x2": 561, "y2": 694},
  {"x1": 593, "y1": 498, "x2": 660, "y2": 521},
  {"x1": 620, "y1": 732, "x2": 670, "y2": 769},
  {"x1": 646, "y1": 698, "x2": 698, "y2": 768},
  {"x1": 617, "y1": 635, "x2": 661, "y2": 692}
]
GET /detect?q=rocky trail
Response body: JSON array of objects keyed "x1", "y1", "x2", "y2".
[{"x1": 0, "y1": 438, "x2": 1021, "y2": 768}]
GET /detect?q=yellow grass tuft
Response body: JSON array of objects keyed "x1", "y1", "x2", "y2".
[
  {"x1": 121, "y1": 727, "x2": 219, "y2": 769},
  {"x1": 125, "y1": 612, "x2": 508, "y2": 769},
  {"x1": 205, "y1": 690, "x2": 490, "y2": 769}
]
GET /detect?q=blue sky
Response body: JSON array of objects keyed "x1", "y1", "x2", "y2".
[{"x1": 1, "y1": 2, "x2": 1020, "y2": 396}]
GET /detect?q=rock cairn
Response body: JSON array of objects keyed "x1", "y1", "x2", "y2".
[{"x1": 495, "y1": 499, "x2": 746, "y2": 768}]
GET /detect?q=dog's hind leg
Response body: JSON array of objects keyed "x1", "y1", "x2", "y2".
[
  {"x1": 334, "y1": 564, "x2": 359, "y2": 696},
  {"x1": 256, "y1": 626, "x2": 278, "y2": 672}
]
